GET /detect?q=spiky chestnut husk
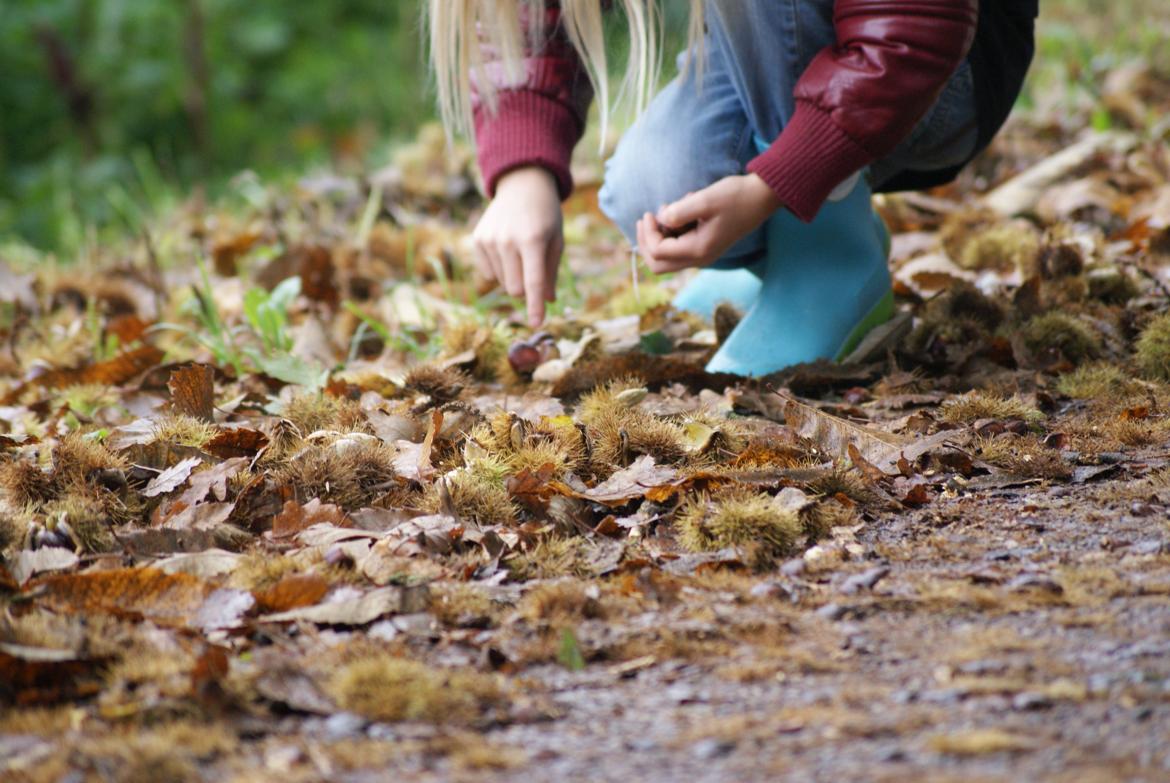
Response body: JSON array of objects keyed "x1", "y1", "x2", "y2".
[
  {"x1": 1020, "y1": 311, "x2": 1102, "y2": 365},
  {"x1": 42, "y1": 493, "x2": 119, "y2": 553},
  {"x1": 402, "y1": 364, "x2": 468, "y2": 403},
  {"x1": 675, "y1": 488, "x2": 803, "y2": 568},
  {"x1": 1056, "y1": 362, "x2": 1142, "y2": 401},
  {"x1": 0, "y1": 458, "x2": 57, "y2": 507},
  {"x1": 958, "y1": 222, "x2": 1040, "y2": 274},
  {"x1": 51, "y1": 433, "x2": 127, "y2": 494},
  {"x1": 1136, "y1": 312, "x2": 1170, "y2": 381},
  {"x1": 329, "y1": 654, "x2": 505, "y2": 725},
  {"x1": 274, "y1": 439, "x2": 400, "y2": 510},
  {"x1": 421, "y1": 462, "x2": 517, "y2": 527},
  {"x1": 939, "y1": 391, "x2": 1043, "y2": 425},
  {"x1": 281, "y1": 393, "x2": 370, "y2": 436},
  {"x1": 906, "y1": 283, "x2": 1004, "y2": 356},
  {"x1": 577, "y1": 378, "x2": 687, "y2": 474},
  {"x1": 504, "y1": 536, "x2": 590, "y2": 581}
]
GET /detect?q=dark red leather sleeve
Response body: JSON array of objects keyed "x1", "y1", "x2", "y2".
[
  {"x1": 747, "y1": 0, "x2": 979, "y2": 221},
  {"x1": 472, "y1": 5, "x2": 593, "y2": 200}
]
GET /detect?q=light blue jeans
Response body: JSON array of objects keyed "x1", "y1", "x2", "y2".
[{"x1": 598, "y1": 0, "x2": 977, "y2": 266}]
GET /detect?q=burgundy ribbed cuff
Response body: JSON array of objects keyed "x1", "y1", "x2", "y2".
[
  {"x1": 474, "y1": 90, "x2": 582, "y2": 201},
  {"x1": 746, "y1": 102, "x2": 875, "y2": 223}
]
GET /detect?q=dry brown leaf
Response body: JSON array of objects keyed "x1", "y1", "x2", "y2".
[
  {"x1": 0, "y1": 644, "x2": 110, "y2": 706},
  {"x1": 552, "y1": 456, "x2": 679, "y2": 506},
  {"x1": 155, "y1": 549, "x2": 243, "y2": 579},
  {"x1": 212, "y1": 227, "x2": 264, "y2": 276},
  {"x1": 106, "y1": 313, "x2": 151, "y2": 345},
  {"x1": 192, "y1": 588, "x2": 256, "y2": 632},
  {"x1": 258, "y1": 585, "x2": 429, "y2": 625},
  {"x1": 983, "y1": 131, "x2": 1135, "y2": 216},
  {"x1": 254, "y1": 574, "x2": 331, "y2": 613},
  {"x1": 272, "y1": 498, "x2": 349, "y2": 540},
  {"x1": 158, "y1": 501, "x2": 236, "y2": 531},
  {"x1": 168, "y1": 364, "x2": 216, "y2": 421},
  {"x1": 176, "y1": 457, "x2": 249, "y2": 508},
  {"x1": 415, "y1": 408, "x2": 442, "y2": 481},
  {"x1": 8, "y1": 548, "x2": 79, "y2": 586},
  {"x1": 783, "y1": 396, "x2": 910, "y2": 473},
  {"x1": 29, "y1": 568, "x2": 215, "y2": 627},
  {"x1": 143, "y1": 456, "x2": 203, "y2": 498},
  {"x1": 3, "y1": 346, "x2": 165, "y2": 404},
  {"x1": 204, "y1": 427, "x2": 269, "y2": 460},
  {"x1": 107, "y1": 418, "x2": 158, "y2": 450}
]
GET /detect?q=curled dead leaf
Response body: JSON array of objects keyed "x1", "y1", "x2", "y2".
[{"x1": 168, "y1": 364, "x2": 216, "y2": 422}]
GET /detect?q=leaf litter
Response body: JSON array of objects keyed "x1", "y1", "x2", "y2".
[{"x1": 4, "y1": 71, "x2": 1170, "y2": 782}]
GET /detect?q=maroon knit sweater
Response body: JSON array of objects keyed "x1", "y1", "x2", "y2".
[{"x1": 472, "y1": 1, "x2": 980, "y2": 222}]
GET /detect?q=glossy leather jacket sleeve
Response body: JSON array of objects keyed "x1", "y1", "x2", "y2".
[{"x1": 747, "y1": 0, "x2": 979, "y2": 221}]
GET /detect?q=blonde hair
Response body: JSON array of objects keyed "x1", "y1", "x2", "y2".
[{"x1": 427, "y1": 0, "x2": 704, "y2": 145}]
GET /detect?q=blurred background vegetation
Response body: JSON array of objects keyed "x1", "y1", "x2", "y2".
[
  {"x1": 2, "y1": 0, "x2": 1168, "y2": 257},
  {"x1": 0, "y1": 0, "x2": 429, "y2": 254}
]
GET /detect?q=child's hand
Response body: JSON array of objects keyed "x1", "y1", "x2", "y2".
[
  {"x1": 636, "y1": 174, "x2": 781, "y2": 273},
  {"x1": 472, "y1": 167, "x2": 563, "y2": 327}
]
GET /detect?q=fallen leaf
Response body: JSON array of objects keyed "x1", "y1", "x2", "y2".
[
  {"x1": 254, "y1": 574, "x2": 331, "y2": 613},
  {"x1": 204, "y1": 427, "x2": 269, "y2": 460},
  {"x1": 8, "y1": 548, "x2": 79, "y2": 585},
  {"x1": 3, "y1": 346, "x2": 165, "y2": 404},
  {"x1": 294, "y1": 524, "x2": 378, "y2": 548},
  {"x1": 259, "y1": 585, "x2": 429, "y2": 625},
  {"x1": 848, "y1": 443, "x2": 893, "y2": 482},
  {"x1": 784, "y1": 396, "x2": 910, "y2": 473},
  {"x1": 29, "y1": 568, "x2": 214, "y2": 627},
  {"x1": 160, "y1": 502, "x2": 236, "y2": 531},
  {"x1": 553, "y1": 456, "x2": 679, "y2": 506},
  {"x1": 272, "y1": 499, "x2": 349, "y2": 539},
  {"x1": 143, "y1": 456, "x2": 203, "y2": 498},
  {"x1": 0, "y1": 644, "x2": 110, "y2": 706},
  {"x1": 106, "y1": 314, "x2": 151, "y2": 344},
  {"x1": 176, "y1": 457, "x2": 249, "y2": 507},
  {"x1": 168, "y1": 364, "x2": 216, "y2": 422},
  {"x1": 191, "y1": 588, "x2": 256, "y2": 632},
  {"x1": 154, "y1": 549, "x2": 243, "y2": 579}
]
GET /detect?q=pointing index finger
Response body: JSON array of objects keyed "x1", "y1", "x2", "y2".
[{"x1": 521, "y1": 240, "x2": 548, "y2": 327}]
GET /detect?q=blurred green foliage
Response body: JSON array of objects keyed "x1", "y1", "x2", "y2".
[
  {"x1": 0, "y1": 0, "x2": 430, "y2": 253},
  {"x1": 2, "y1": 0, "x2": 1167, "y2": 257}
]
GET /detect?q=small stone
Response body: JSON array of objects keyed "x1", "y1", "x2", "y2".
[
  {"x1": 750, "y1": 581, "x2": 794, "y2": 601},
  {"x1": 666, "y1": 683, "x2": 700, "y2": 704},
  {"x1": 841, "y1": 566, "x2": 890, "y2": 594},
  {"x1": 816, "y1": 603, "x2": 847, "y2": 621},
  {"x1": 1007, "y1": 573, "x2": 1064, "y2": 595},
  {"x1": 1130, "y1": 539, "x2": 1167, "y2": 556},
  {"x1": 692, "y1": 738, "x2": 736, "y2": 760},
  {"x1": 322, "y1": 712, "x2": 367, "y2": 741},
  {"x1": 1012, "y1": 692, "x2": 1054, "y2": 711},
  {"x1": 780, "y1": 558, "x2": 806, "y2": 577}
]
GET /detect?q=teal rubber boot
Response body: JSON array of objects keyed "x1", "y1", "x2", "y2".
[
  {"x1": 704, "y1": 175, "x2": 894, "y2": 377},
  {"x1": 671, "y1": 262, "x2": 764, "y2": 320}
]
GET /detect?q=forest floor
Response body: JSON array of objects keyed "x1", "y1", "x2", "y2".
[{"x1": 4, "y1": 47, "x2": 1170, "y2": 783}]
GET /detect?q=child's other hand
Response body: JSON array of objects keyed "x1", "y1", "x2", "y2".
[
  {"x1": 636, "y1": 174, "x2": 781, "y2": 273},
  {"x1": 473, "y1": 166, "x2": 564, "y2": 327}
]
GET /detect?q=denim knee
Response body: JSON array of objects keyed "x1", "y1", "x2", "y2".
[{"x1": 598, "y1": 133, "x2": 696, "y2": 245}]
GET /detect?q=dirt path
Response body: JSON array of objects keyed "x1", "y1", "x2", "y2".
[{"x1": 473, "y1": 480, "x2": 1170, "y2": 783}]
